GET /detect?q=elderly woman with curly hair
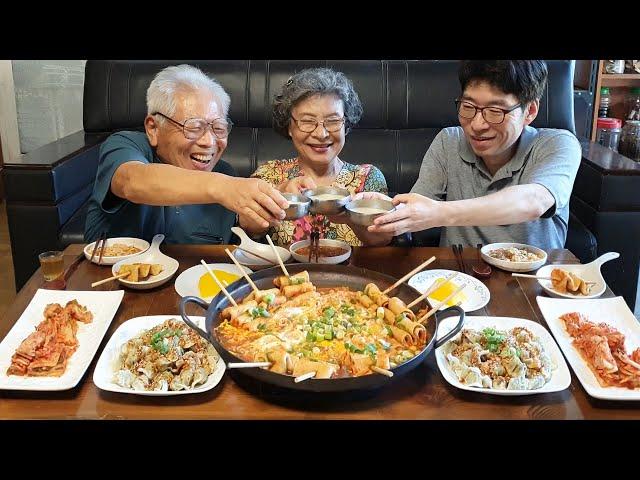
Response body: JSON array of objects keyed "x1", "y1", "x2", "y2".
[{"x1": 250, "y1": 67, "x2": 393, "y2": 247}]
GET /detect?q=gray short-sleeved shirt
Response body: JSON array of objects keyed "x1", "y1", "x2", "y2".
[
  {"x1": 410, "y1": 126, "x2": 581, "y2": 249},
  {"x1": 84, "y1": 131, "x2": 237, "y2": 244}
]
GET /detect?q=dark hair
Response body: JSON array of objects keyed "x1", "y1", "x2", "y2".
[
  {"x1": 458, "y1": 61, "x2": 548, "y2": 105},
  {"x1": 272, "y1": 67, "x2": 363, "y2": 138}
]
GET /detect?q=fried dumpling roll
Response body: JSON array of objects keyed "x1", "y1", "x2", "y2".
[
  {"x1": 266, "y1": 348, "x2": 291, "y2": 374},
  {"x1": 274, "y1": 270, "x2": 310, "y2": 288},
  {"x1": 231, "y1": 312, "x2": 253, "y2": 328},
  {"x1": 383, "y1": 307, "x2": 396, "y2": 325},
  {"x1": 388, "y1": 325, "x2": 413, "y2": 347},
  {"x1": 221, "y1": 300, "x2": 257, "y2": 320},
  {"x1": 255, "y1": 288, "x2": 280, "y2": 305},
  {"x1": 282, "y1": 281, "x2": 315, "y2": 298},
  {"x1": 364, "y1": 283, "x2": 389, "y2": 306},
  {"x1": 396, "y1": 317, "x2": 427, "y2": 344},
  {"x1": 387, "y1": 297, "x2": 416, "y2": 321},
  {"x1": 356, "y1": 291, "x2": 374, "y2": 308}
]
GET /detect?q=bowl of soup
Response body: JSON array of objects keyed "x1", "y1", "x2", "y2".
[
  {"x1": 303, "y1": 186, "x2": 350, "y2": 215},
  {"x1": 282, "y1": 192, "x2": 311, "y2": 220},
  {"x1": 289, "y1": 238, "x2": 352, "y2": 264},
  {"x1": 345, "y1": 198, "x2": 395, "y2": 226}
]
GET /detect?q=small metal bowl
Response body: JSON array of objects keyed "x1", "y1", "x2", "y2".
[
  {"x1": 282, "y1": 193, "x2": 311, "y2": 220},
  {"x1": 304, "y1": 186, "x2": 350, "y2": 215},
  {"x1": 345, "y1": 198, "x2": 395, "y2": 226}
]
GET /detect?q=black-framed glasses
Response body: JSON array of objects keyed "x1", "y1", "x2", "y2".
[
  {"x1": 152, "y1": 111, "x2": 233, "y2": 139},
  {"x1": 454, "y1": 100, "x2": 522, "y2": 125},
  {"x1": 291, "y1": 115, "x2": 345, "y2": 133}
]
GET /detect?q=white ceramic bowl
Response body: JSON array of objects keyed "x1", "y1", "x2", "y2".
[
  {"x1": 289, "y1": 238, "x2": 352, "y2": 264},
  {"x1": 84, "y1": 237, "x2": 150, "y2": 265},
  {"x1": 481, "y1": 242, "x2": 547, "y2": 273}
]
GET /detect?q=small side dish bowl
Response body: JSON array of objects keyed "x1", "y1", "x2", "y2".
[
  {"x1": 303, "y1": 186, "x2": 350, "y2": 215},
  {"x1": 345, "y1": 198, "x2": 395, "y2": 226}
]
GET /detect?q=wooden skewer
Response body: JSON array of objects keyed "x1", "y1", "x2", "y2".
[
  {"x1": 266, "y1": 234, "x2": 290, "y2": 277},
  {"x1": 233, "y1": 246, "x2": 277, "y2": 264},
  {"x1": 417, "y1": 283, "x2": 466, "y2": 324},
  {"x1": 227, "y1": 362, "x2": 271, "y2": 369},
  {"x1": 225, "y1": 248, "x2": 260, "y2": 295},
  {"x1": 382, "y1": 256, "x2": 436, "y2": 295},
  {"x1": 294, "y1": 371, "x2": 316, "y2": 383},
  {"x1": 407, "y1": 272, "x2": 459, "y2": 309},
  {"x1": 200, "y1": 260, "x2": 238, "y2": 307},
  {"x1": 371, "y1": 366, "x2": 394, "y2": 377},
  {"x1": 91, "y1": 271, "x2": 130, "y2": 287},
  {"x1": 511, "y1": 272, "x2": 596, "y2": 285}
]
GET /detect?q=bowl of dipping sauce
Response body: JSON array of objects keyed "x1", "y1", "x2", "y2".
[
  {"x1": 345, "y1": 198, "x2": 395, "y2": 226},
  {"x1": 282, "y1": 192, "x2": 311, "y2": 220},
  {"x1": 303, "y1": 186, "x2": 350, "y2": 215},
  {"x1": 289, "y1": 238, "x2": 352, "y2": 264}
]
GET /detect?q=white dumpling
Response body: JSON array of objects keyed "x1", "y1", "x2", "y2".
[
  {"x1": 462, "y1": 366, "x2": 484, "y2": 387},
  {"x1": 113, "y1": 369, "x2": 134, "y2": 388},
  {"x1": 507, "y1": 376, "x2": 528, "y2": 390},
  {"x1": 527, "y1": 375, "x2": 545, "y2": 390}
]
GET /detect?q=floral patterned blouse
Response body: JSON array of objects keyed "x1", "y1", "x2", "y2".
[{"x1": 251, "y1": 158, "x2": 388, "y2": 246}]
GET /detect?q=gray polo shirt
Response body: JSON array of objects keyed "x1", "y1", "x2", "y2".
[{"x1": 410, "y1": 126, "x2": 581, "y2": 249}]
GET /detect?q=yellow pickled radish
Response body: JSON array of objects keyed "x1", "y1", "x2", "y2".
[
  {"x1": 428, "y1": 278, "x2": 467, "y2": 306},
  {"x1": 198, "y1": 270, "x2": 240, "y2": 298}
]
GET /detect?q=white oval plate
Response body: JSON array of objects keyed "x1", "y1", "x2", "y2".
[
  {"x1": 84, "y1": 237, "x2": 150, "y2": 265},
  {"x1": 536, "y1": 264, "x2": 606, "y2": 299},
  {"x1": 232, "y1": 245, "x2": 290, "y2": 267},
  {"x1": 93, "y1": 315, "x2": 225, "y2": 396},
  {"x1": 408, "y1": 269, "x2": 490, "y2": 312},
  {"x1": 435, "y1": 315, "x2": 571, "y2": 396},
  {"x1": 289, "y1": 238, "x2": 352, "y2": 264},
  {"x1": 174, "y1": 263, "x2": 253, "y2": 302},
  {"x1": 481, "y1": 242, "x2": 547, "y2": 273}
]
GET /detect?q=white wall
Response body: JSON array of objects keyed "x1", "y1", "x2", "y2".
[{"x1": 12, "y1": 60, "x2": 86, "y2": 154}]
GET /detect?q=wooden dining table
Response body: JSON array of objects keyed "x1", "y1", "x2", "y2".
[{"x1": 1, "y1": 244, "x2": 639, "y2": 420}]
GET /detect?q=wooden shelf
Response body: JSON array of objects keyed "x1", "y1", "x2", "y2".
[
  {"x1": 602, "y1": 74, "x2": 640, "y2": 80},
  {"x1": 601, "y1": 74, "x2": 640, "y2": 87}
]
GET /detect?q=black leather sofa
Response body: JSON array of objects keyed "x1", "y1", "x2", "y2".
[{"x1": 2, "y1": 60, "x2": 596, "y2": 291}]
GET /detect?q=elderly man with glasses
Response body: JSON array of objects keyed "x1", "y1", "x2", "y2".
[
  {"x1": 361, "y1": 60, "x2": 581, "y2": 250},
  {"x1": 85, "y1": 64, "x2": 288, "y2": 244}
]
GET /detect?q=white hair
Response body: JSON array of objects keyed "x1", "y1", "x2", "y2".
[{"x1": 146, "y1": 64, "x2": 231, "y2": 123}]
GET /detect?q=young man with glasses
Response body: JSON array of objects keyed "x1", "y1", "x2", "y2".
[
  {"x1": 364, "y1": 60, "x2": 581, "y2": 249},
  {"x1": 85, "y1": 64, "x2": 288, "y2": 244}
]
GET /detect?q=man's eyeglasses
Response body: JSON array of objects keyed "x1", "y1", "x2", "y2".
[
  {"x1": 454, "y1": 100, "x2": 522, "y2": 125},
  {"x1": 291, "y1": 115, "x2": 345, "y2": 133},
  {"x1": 152, "y1": 112, "x2": 233, "y2": 139}
]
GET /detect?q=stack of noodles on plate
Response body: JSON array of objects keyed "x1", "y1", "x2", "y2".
[
  {"x1": 216, "y1": 271, "x2": 429, "y2": 379},
  {"x1": 7, "y1": 300, "x2": 93, "y2": 377},
  {"x1": 560, "y1": 312, "x2": 640, "y2": 389}
]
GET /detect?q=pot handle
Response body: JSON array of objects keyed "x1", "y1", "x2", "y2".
[
  {"x1": 179, "y1": 296, "x2": 211, "y2": 342},
  {"x1": 433, "y1": 305, "x2": 465, "y2": 349}
]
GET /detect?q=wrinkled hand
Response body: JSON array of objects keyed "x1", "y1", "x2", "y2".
[
  {"x1": 221, "y1": 177, "x2": 288, "y2": 229},
  {"x1": 277, "y1": 175, "x2": 317, "y2": 194},
  {"x1": 367, "y1": 193, "x2": 442, "y2": 236}
]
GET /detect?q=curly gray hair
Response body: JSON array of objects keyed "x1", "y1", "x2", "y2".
[{"x1": 272, "y1": 68, "x2": 363, "y2": 138}]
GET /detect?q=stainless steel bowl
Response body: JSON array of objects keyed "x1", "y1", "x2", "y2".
[
  {"x1": 282, "y1": 192, "x2": 311, "y2": 220},
  {"x1": 304, "y1": 186, "x2": 350, "y2": 215},
  {"x1": 345, "y1": 198, "x2": 395, "y2": 226}
]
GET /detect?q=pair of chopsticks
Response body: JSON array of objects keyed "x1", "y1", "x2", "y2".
[
  {"x1": 90, "y1": 231, "x2": 108, "y2": 265},
  {"x1": 451, "y1": 244, "x2": 466, "y2": 274}
]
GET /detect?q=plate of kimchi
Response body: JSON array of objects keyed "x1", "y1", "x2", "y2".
[
  {"x1": 0, "y1": 289, "x2": 124, "y2": 390},
  {"x1": 537, "y1": 296, "x2": 640, "y2": 400}
]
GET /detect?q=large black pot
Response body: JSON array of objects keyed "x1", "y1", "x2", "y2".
[{"x1": 180, "y1": 263, "x2": 464, "y2": 393}]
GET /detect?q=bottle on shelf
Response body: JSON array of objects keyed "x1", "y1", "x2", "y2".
[
  {"x1": 598, "y1": 87, "x2": 611, "y2": 117},
  {"x1": 619, "y1": 120, "x2": 640, "y2": 161},
  {"x1": 595, "y1": 117, "x2": 622, "y2": 152},
  {"x1": 625, "y1": 87, "x2": 640, "y2": 121},
  {"x1": 605, "y1": 60, "x2": 625, "y2": 74}
]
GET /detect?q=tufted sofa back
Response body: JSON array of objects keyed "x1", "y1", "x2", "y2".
[{"x1": 83, "y1": 60, "x2": 575, "y2": 193}]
